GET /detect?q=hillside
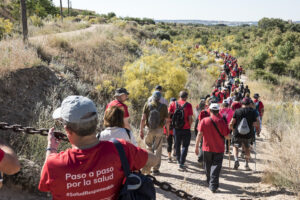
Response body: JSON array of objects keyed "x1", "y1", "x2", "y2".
[{"x1": 0, "y1": 14, "x2": 300, "y2": 199}]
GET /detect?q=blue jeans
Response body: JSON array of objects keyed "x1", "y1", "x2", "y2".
[{"x1": 174, "y1": 129, "x2": 191, "y2": 165}]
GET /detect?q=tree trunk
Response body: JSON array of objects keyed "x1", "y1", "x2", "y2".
[
  {"x1": 68, "y1": 0, "x2": 70, "y2": 16},
  {"x1": 20, "y1": 0, "x2": 28, "y2": 42},
  {"x1": 60, "y1": 0, "x2": 63, "y2": 22}
]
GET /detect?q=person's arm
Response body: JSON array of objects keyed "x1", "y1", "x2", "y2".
[
  {"x1": 229, "y1": 118, "x2": 236, "y2": 130},
  {"x1": 0, "y1": 141, "x2": 21, "y2": 175},
  {"x1": 139, "y1": 114, "x2": 146, "y2": 140},
  {"x1": 45, "y1": 128, "x2": 60, "y2": 159},
  {"x1": 195, "y1": 131, "x2": 203, "y2": 155},
  {"x1": 124, "y1": 117, "x2": 131, "y2": 130}
]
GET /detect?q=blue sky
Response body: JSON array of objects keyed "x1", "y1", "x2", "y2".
[{"x1": 53, "y1": 0, "x2": 300, "y2": 21}]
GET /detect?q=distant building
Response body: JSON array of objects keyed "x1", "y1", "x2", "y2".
[{"x1": 288, "y1": 19, "x2": 293, "y2": 24}]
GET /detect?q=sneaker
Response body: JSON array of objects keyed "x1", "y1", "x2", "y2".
[
  {"x1": 151, "y1": 170, "x2": 160, "y2": 175},
  {"x1": 168, "y1": 157, "x2": 172, "y2": 163},
  {"x1": 245, "y1": 165, "x2": 251, "y2": 171},
  {"x1": 210, "y1": 188, "x2": 219, "y2": 193},
  {"x1": 234, "y1": 161, "x2": 240, "y2": 170},
  {"x1": 178, "y1": 164, "x2": 186, "y2": 171}
]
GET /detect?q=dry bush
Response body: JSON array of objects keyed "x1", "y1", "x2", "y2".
[
  {"x1": 0, "y1": 39, "x2": 41, "y2": 76},
  {"x1": 251, "y1": 78, "x2": 300, "y2": 193},
  {"x1": 187, "y1": 69, "x2": 215, "y2": 103}
]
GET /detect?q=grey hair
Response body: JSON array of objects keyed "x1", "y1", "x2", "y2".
[{"x1": 65, "y1": 117, "x2": 98, "y2": 137}]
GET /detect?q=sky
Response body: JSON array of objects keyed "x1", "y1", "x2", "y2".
[{"x1": 53, "y1": 0, "x2": 300, "y2": 22}]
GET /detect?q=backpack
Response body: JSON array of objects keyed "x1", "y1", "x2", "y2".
[
  {"x1": 255, "y1": 101, "x2": 260, "y2": 112},
  {"x1": 237, "y1": 117, "x2": 250, "y2": 135},
  {"x1": 148, "y1": 103, "x2": 162, "y2": 129},
  {"x1": 111, "y1": 139, "x2": 156, "y2": 200},
  {"x1": 172, "y1": 102, "x2": 187, "y2": 129}
]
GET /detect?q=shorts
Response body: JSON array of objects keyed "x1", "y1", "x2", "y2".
[{"x1": 232, "y1": 137, "x2": 251, "y2": 148}]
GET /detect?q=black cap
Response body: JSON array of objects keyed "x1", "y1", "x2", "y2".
[
  {"x1": 170, "y1": 97, "x2": 177, "y2": 102},
  {"x1": 155, "y1": 85, "x2": 162, "y2": 91},
  {"x1": 253, "y1": 93, "x2": 260, "y2": 99},
  {"x1": 114, "y1": 88, "x2": 129, "y2": 96}
]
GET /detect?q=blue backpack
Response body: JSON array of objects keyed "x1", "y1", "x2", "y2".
[{"x1": 111, "y1": 139, "x2": 156, "y2": 200}]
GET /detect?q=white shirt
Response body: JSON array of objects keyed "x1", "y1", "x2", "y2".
[{"x1": 98, "y1": 127, "x2": 137, "y2": 146}]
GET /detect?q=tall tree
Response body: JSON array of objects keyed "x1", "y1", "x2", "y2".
[
  {"x1": 60, "y1": 0, "x2": 63, "y2": 22},
  {"x1": 68, "y1": 0, "x2": 70, "y2": 16},
  {"x1": 20, "y1": 0, "x2": 28, "y2": 42}
]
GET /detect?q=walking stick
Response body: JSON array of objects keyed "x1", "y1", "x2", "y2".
[
  {"x1": 228, "y1": 139, "x2": 231, "y2": 169},
  {"x1": 254, "y1": 140, "x2": 256, "y2": 172}
]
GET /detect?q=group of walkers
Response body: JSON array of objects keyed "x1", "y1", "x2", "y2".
[
  {"x1": 0, "y1": 52, "x2": 265, "y2": 199},
  {"x1": 194, "y1": 52, "x2": 265, "y2": 192}
]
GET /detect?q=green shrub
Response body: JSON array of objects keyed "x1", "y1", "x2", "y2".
[
  {"x1": 276, "y1": 41, "x2": 295, "y2": 61},
  {"x1": 252, "y1": 69, "x2": 278, "y2": 84},
  {"x1": 250, "y1": 49, "x2": 269, "y2": 69},
  {"x1": 269, "y1": 59, "x2": 287, "y2": 75},
  {"x1": 288, "y1": 57, "x2": 300, "y2": 79}
]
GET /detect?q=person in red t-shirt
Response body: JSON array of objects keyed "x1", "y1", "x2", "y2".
[
  {"x1": 106, "y1": 88, "x2": 131, "y2": 130},
  {"x1": 168, "y1": 91, "x2": 193, "y2": 171},
  {"x1": 253, "y1": 93, "x2": 264, "y2": 128},
  {"x1": 220, "y1": 71, "x2": 226, "y2": 87},
  {"x1": 195, "y1": 103, "x2": 230, "y2": 193},
  {"x1": 231, "y1": 95, "x2": 242, "y2": 111},
  {"x1": 164, "y1": 97, "x2": 177, "y2": 162},
  {"x1": 0, "y1": 139, "x2": 20, "y2": 188},
  {"x1": 39, "y1": 96, "x2": 158, "y2": 200}
]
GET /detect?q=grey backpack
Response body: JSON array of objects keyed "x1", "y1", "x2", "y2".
[
  {"x1": 238, "y1": 117, "x2": 250, "y2": 135},
  {"x1": 148, "y1": 103, "x2": 162, "y2": 129}
]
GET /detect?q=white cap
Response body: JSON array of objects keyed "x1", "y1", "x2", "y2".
[
  {"x1": 53, "y1": 96, "x2": 97, "y2": 123},
  {"x1": 209, "y1": 103, "x2": 220, "y2": 111}
]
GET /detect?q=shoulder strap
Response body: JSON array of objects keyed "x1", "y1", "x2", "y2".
[
  {"x1": 111, "y1": 139, "x2": 130, "y2": 177},
  {"x1": 124, "y1": 128, "x2": 131, "y2": 139},
  {"x1": 182, "y1": 102, "x2": 188, "y2": 109},
  {"x1": 175, "y1": 101, "x2": 179, "y2": 109},
  {"x1": 209, "y1": 117, "x2": 225, "y2": 140}
]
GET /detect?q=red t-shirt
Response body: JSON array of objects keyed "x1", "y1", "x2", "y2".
[
  {"x1": 106, "y1": 100, "x2": 129, "y2": 118},
  {"x1": 220, "y1": 72, "x2": 226, "y2": 80},
  {"x1": 231, "y1": 70, "x2": 237, "y2": 77},
  {"x1": 254, "y1": 99, "x2": 264, "y2": 117},
  {"x1": 163, "y1": 126, "x2": 173, "y2": 135},
  {"x1": 168, "y1": 100, "x2": 193, "y2": 130},
  {"x1": 231, "y1": 101, "x2": 242, "y2": 111},
  {"x1": 198, "y1": 110, "x2": 210, "y2": 122},
  {"x1": 0, "y1": 148, "x2": 4, "y2": 163},
  {"x1": 216, "y1": 92, "x2": 224, "y2": 104},
  {"x1": 231, "y1": 84, "x2": 238, "y2": 92},
  {"x1": 198, "y1": 114, "x2": 229, "y2": 153},
  {"x1": 39, "y1": 140, "x2": 148, "y2": 200}
]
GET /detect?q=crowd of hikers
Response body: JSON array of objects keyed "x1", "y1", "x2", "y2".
[{"x1": 0, "y1": 51, "x2": 265, "y2": 198}]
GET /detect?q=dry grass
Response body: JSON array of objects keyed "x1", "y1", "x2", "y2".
[
  {"x1": 28, "y1": 21, "x2": 90, "y2": 37},
  {"x1": 33, "y1": 24, "x2": 138, "y2": 85},
  {"x1": 0, "y1": 39, "x2": 41, "y2": 76},
  {"x1": 247, "y1": 76, "x2": 300, "y2": 193}
]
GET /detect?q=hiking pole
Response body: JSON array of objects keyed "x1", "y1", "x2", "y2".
[
  {"x1": 228, "y1": 139, "x2": 231, "y2": 169},
  {"x1": 254, "y1": 140, "x2": 256, "y2": 172}
]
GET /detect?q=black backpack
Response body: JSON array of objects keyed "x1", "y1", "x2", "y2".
[
  {"x1": 172, "y1": 102, "x2": 187, "y2": 129},
  {"x1": 111, "y1": 139, "x2": 156, "y2": 200}
]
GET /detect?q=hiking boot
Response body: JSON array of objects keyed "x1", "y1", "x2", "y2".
[
  {"x1": 151, "y1": 170, "x2": 160, "y2": 175},
  {"x1": 168, "y1": 157, "x2": 172, "y2": 163},
  {"x1": 234, "y1": 161, "x2": 240, "y2": 170}
]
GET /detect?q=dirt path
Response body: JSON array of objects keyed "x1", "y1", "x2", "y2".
[{"x1": 155, "y1": 129, "x2": 296, "y2": 200}]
